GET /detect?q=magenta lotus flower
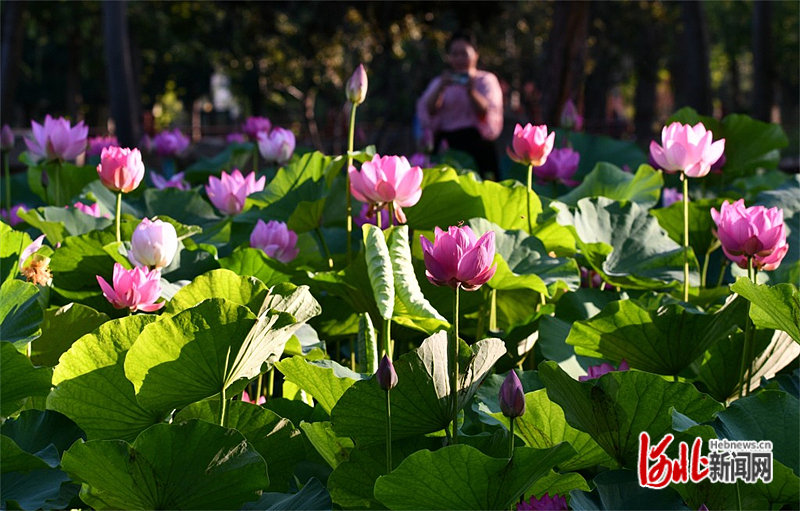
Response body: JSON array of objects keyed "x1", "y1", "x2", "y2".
[
  {"x1": 507, "y1": 124, "x2": 555, "y2": 166},
  {"x1": 1, "y1": 125, "x2": 14, "y2": 151},
  {"x1": 226, "y1": 132, "x2": 247, "y2": 144},
  {"x1": 649, "y1": 122, "x2": 725, "y2": 178},
  {"x1": 420, "y1": 225, "x2": 496, "y2": 291},
  {"x1": 150, "y1": 171, "x2": 190, "y2": 191},
  {"x1": 560, "y1": 99, "x2": 584, "y2": 132},
  {"x1": 73, "y1": 201, "x2": 108, "y2": 218},
  {"x1": 152, "y1": 129, "x2": 190, "y2": 157},
  {"x1": 128, "y1": 218, "x2": 178, "y2": 269},
  {"x1": 354, "y1": 202, "x2": 390, "y2": 230},
  {"x1": 87, "y1": 135, "x2": 119, "y2": 157},
  {"x1": 661, "y1": 187, "x2": 684, "y2": 208},
  {"x1": 257, "y1": 127, "x2": 296, "y2": 165},
  {"x1": 1, "y1": 204, "x2": 27, "y2": 226},
  {"x1": 97, "y1": 263, "x2": 163, "y2": 312},
  {"x1": 241, "y1": 390, "x2": 266, "y2": 405},
  {"x1": 346, "y1": 63, "x2": 368, "y2": 105},
  {"x1": 205, "y1": 169, "x2": 266, "y2": 216},
  {"x1": 499, "y1": 370, "x2": 525, "y2": 418},
  {"x1": 579, "y1": 359, "x2": 630, "y2": 382},
  {"x1": 249, "y1": 219, "x2": 299, "y2": 263},
  {"x1": 25, "y1": 115, "x2": 88, "y2": 162},
  {"x1": 711, "y1": 199, "x2": 788, "y2": 271},
  {"x1": 97, "y1": 146, "x2": 145, "y2": 193},
  {"x1": 534, "y1": 147, "x2": 580, "y2": 186},
  {"x1": 242, "y1": 116, "x2": 272, "y2": 141},
  {"x1": 349, "y1": 154, "x2": 423, "y2": 224},
  {"x1": 516, "y1": 493, "x2": 568, "y2": 510}
]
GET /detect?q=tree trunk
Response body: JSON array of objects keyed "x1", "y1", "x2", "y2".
[
  {"x1": 540, "y1": 1, "x2": 590, "y2": 125},
  {"x1": 633, "y1": 6, "x2": 659, "y2": 142},
  {"x1": 1, "y1": 1, "x2": 25, "y2": 125},
  {"x1": 674, "y1": 2, "x2": 712, "y2": 115},
  {"x1": 751, "y1": 1, "x2": 773, "y2": 122},
  {"x1": 102, "y1": 1, "x2": 141, "y2": 147}
]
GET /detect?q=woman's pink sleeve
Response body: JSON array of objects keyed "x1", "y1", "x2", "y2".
[
  {"x1": 476, "y1": 73, "x2": 504, "y2": 141},
  {"x1": 416, "y1": 77, "x2": 442, "y2": 138}
]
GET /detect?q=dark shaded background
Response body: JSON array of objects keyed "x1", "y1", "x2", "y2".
[{"x1": 1, "y1": 1, "x2": 797, "y2": 158}]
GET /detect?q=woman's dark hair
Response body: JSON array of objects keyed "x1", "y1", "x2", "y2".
[{"x1": 446, "y1": 30, "x2": 478, "y2": 53}]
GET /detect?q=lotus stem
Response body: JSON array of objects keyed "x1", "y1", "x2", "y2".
[
  {"x1": 115, "y1": 191, "x2": 122, "y2": 244},
  {"x1": 682, "y1": 172, "x2": 689, "y2": 302},
  {"x1": 345, "y1": 104, "x2": 358, "y2": 264},
  {"x1": 376, "y1": 208, "x2": 382, "y2": 230},
  {"x1": 386, "y1": 388, "x2": 393, "y2": 474},
  {"x1": 252, "y1": 146, "x2": 259, "y2": 174},
  {"x1": 350, "y1": 337, "x2": 356, "y2": 371},
  {"x1": 315, "y1": 227, "x2": 334, "y2": 268},
  {"x1": 508, "y1": 417, "x2": 515, "y2": 458},
  {"x1": 384, "y1": 317, "x2": 392, "y2": 359},
  {"x1": 738, "y1": 257, "x2": 755, "y2": 398},
  {"x1": 268, "y1": 367, "x2": 275, "y2": 400},
  {"x1": 256, "y1": 372, "x2": 263, "y2": 401},
  {"x1": 745, "y1": 265, "x2": 759, "y2": 396},
  {"x1": 450, "y1": 285, "x2": 460, "y2": 445},
  {"x1": 489, "y1": 288, "x2": 497, "y2": 332},
  {"x1": 526, "y1": 164, "x2": 534, "y2": 234}
]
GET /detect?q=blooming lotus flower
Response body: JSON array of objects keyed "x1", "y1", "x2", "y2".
[
  {"x1": 711, "y1": 199, "x2": 788, "y2": 271},
  {"x1": 507, "y1": 124, "x2": 555, "y2": 166},
  {"x1": 1, "y1": 204, "x2": 27, "y2": 226},
  {"x1": 349, "y1": 154, "x2": 423, "y2": 224},
  {"x1": 25, "y1": 115, "x2": 88, "y2": 162},
  {"x1": 150, "y1": 171, "x2": 190, "y2": 191},
  {"x1": 97, "y1": 146, "x2": 145, "y2": 193},
  {"x1": 152, "y1": 129, "x2": 190, "y2": 157},
  {"x1": 128, "y1": 218, "x2": 178, "y2": 269},
  {"x1": 499, "y1": 370, "x2": 525, "y2": 418},
  {"x1": 560, "y1": 99, "x2": 583, "y2": 131},
  {"x1": 249, "y1": 219, "x2": 298, "y2": 263},
  {"x1": 346, "y1": 63, "x2": 368, "y2": 105},
  {"x1": 354, "y1": 202, "x2": 390, "y2": 230},
  {"x1": 226, "y1": 132, "x2": 247, "y2": 144},
  {"x1": 516, "y1": 493, "x2": 568, "y2": 510},
  {"x1": 579, "y1": 359, "x2": 630, "y2": 382},
  {"x1": 73, "y1": 201, "x2": 108, "y2": 218},
  {"x1": 661, "y1": 187, "x2": 684, "y2": 208},
  {"x1": 533, "y1": 147, "x2": 580, "y2": 186},
  {"x1": 241, "y1": 390, "x2": 266, "y2": 405},
  {"x1": 377, "y1": 355, "x2": 398, "y2": 391},
  {"x1": 205, "y1": 169, "x2": 266, "y2": 216},
  {"x1": 242, "y1": 116, "x2": 272, "y2": 141},
  {"x1": 257, "y1": 127, "x2": 296, "y2": 165},
  {"x1": 1, "y1": 124, "x2": 14, "y2": 151},
  {"x1": 19, "y1": 234, "x2": 52, "y2": 286},
  {"x1": 649, "y1": 122, "x2": 725, "y2": 178},
  {"x1": 97, "y1": 263, "x2": 163, "y2": 312},
  {"x1": 87, "y1": 135, "x2": 118, "y2": 157},
  {"x1": 420, "y1": 225, "x2": 496, "y2": 291}
]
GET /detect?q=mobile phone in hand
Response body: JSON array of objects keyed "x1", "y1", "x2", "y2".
[{"x1": 451, "y1": 73, "x2": 470, "y2": 85}]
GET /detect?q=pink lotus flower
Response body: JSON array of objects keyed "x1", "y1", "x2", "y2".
[
  {"x1": 87, "y1": 135, "x2": 119, "y2": 157},
  {"x1": 354, "y1": 202, "x2": 390, "y2": 230},
  {"x1": 649, "y1": 122, "x2": 725, "y2": 178},
  {"x1": 349, "y1": 154, "x2": 423, "y2": 224},
  {"x1": 97, "y1": 146, "x2": 145, "y2": 193},
  {"x1": 73, "y1": 201, "x2": 108, "y2": 218},
  {"x1": 507, "y1": 123, "x2": 555, "y2": 166},
  {"x1": 534, "y1": 147, "x2": 580, "y2": 186},
  {"x1": 257, "y1": 127, "x2": 296, "y2": 165},
  {"x1": 559, "y1": 99, "x2": 584, "y2": 131},
  {"x1": 226, "y1": 132, "x2": 247, "y2": 144},
  {"x1": 205, "y1": 169, "x2": 266, "y2": 216},
  {"x1": 152, "y1": 129, "x2": 190, "y2": 157},
  {"x1": 579, "y1": 359, "x2": 630, "y2": 382},
  {"x1": 25, "y1": 115, "x2": 88, "y2": 162},
  {"x1": 249, "y1": 219, "x2": 299, "y2": 263},
  {"x1": 661, "y1": 187, "x2": 684, "y2": 208},
  {"x1": 516, "y1": 493, "x2": 568, "y2": 510},
  {"x1": 420, "y1": 225, "x2": 496, "y2": 291},
  {"x1": 150, "y1": 171, "x2": 190, "y2": 191},
  {"x1": 242, "y1": 116, "x2": 272, "y2": 141},
  {"x1": 346, "y1": 63, "x2": 368, "y2": 105},
  {"x1": 1, "y1": 204, "x2": 27, "y2": 226},
  {"x1": 128, "y1": 218, "x2": 178, "y2": 269},
  {"x1": 241, "y1": 390, "x2": 266, "y2": 405},
  {"x1": 711, "y1": 199, "x2": 788, "y2": 271},
  {"x1": 1, "y1": 125, "x2": 14, "y2": 151},
  {"x1": 96, "y1": 262, "x2": 163, "y2": 312}
]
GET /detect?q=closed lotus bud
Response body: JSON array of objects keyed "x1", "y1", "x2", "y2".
[
  {"x1": 507, "y1": 123, "x2": 555, "y2": 167},
  {"x1": 97, "y1": 146, "x2": 145, "y2": 193},
  {"x1": 499, "y1": 370, "x2": 525, "y2": 418},
  {"x1": 1, "y1": 124, "x2": 14, "y2": 151},
  {"x1": 257, "y1": 127, "x2": 296, "y2": 165},
  {"x1": 346, "y1": 64, "x2": 368, "y2": 105},
  {"x1": 128, "y1": 218, "x2": 178, "y2": 269},
  {"x1": 377, "y1": 355, "x2": 398, "y2": 391}
]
